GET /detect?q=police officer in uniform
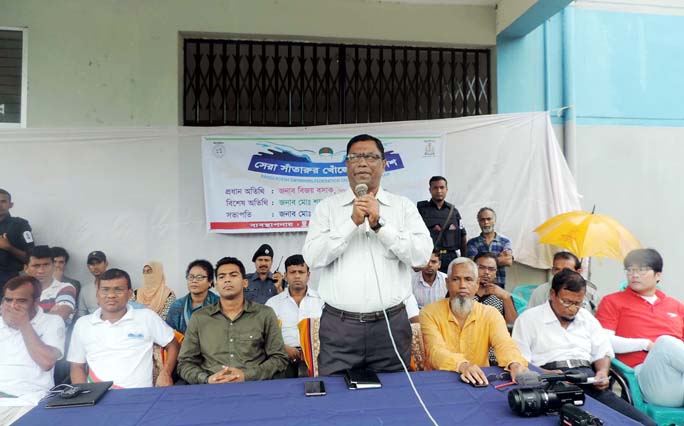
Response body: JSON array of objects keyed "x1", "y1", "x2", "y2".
[
  {"x1": 417, "y1": 176, "x2": 466, "y2": 274},
  {"x1": 0, "y1": 189, "x2": 35, "y2": 286}
]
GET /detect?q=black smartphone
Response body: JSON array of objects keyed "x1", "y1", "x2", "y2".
[
  {"x1": 471, "y1": 381, "x2": 489, "y2": 388},
  {"x1": 304, "y1": 380, "x2": 326, "y2": 397}
]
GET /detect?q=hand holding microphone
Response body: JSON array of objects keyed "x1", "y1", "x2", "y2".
[{"x1": 352, "y1": 183, "x2": 380, "y2": 234}]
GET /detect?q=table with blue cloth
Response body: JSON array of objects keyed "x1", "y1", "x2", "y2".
[{"x1": 17, "y1": 370, "x2": 642, "y2": 426}]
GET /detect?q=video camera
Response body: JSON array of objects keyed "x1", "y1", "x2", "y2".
[{"x1": 507, "y1": 371, "x2": 587, "y2": 417}]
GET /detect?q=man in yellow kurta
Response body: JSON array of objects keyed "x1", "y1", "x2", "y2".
[{"x1": 420, "y1": 257, "x2": 527, "y2": 386}]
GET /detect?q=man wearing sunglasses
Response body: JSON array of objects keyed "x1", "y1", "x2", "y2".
[
  {"x1": 513, "y1": 269, "x2": 656, "y2": 425},
  {"x1": 596, "y1": 248, "x2": 684, "y2": 408}
]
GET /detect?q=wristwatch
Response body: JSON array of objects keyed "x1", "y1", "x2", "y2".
[{"x1": 371, "y1": 217, "x2": 385, "y2": 232}]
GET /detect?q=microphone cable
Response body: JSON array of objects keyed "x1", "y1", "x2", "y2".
[{"x1": 365, "y1": 230, "x2": 440, "y2": 426}]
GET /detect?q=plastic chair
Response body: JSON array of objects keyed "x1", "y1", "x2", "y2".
[
  {"x1": 511, "y1": 284, "x2": 539, "y2": 314},
  {"x1": 609, "y1": 358, "x2": 684, "y2": 425}
]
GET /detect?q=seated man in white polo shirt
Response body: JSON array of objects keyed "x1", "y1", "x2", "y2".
[
  {"x1": 0, "y1": 276, "x2": 65, "y2": 425},
  {"x1": 266, "y1": 255, "x2": 324, "y2": 377},
  {"x1": 68, "y1": 268, "x2": 179, "y2": 388},
  {"x1": 512, "y1": 269, "x2": 656, "y2": 426}
]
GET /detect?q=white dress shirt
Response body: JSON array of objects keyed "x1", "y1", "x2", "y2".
[
  {"x1": 303, "y1": 187, "x2": 432, "y2": 313},
  {"x1": 512, "y1": 302, "x2": 613, "y2": 367},
  {"x1": 411, "y1": 270, "x2": 448, "y2": 308},
  {"x1": 265, "y1": 288, "x2": 325, "y2": 347},
  {"x1": 0, "y1": 309, "x2": 65, "y2": 404}
]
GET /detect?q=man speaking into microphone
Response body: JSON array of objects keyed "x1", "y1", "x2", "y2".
[{"x1": 303, "y1": 134, "x2": 432, "y2": 376}]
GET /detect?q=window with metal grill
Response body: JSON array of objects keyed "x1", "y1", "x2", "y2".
[
  {"x1": 183, "y1": 39, "x2": 490, "y2": 127},
  {"x1": 0, "y1": 28, "x2": 24, "y2": 126}
]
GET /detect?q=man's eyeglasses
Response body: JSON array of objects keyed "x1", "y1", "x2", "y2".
[
  {"x1": 187, "y1": 275, "x2": 208, "y2": 282},
  {"x1": 557, "y1": 298, "x2": 583, "y2": 308},
  {"x1": 478, "y1": 265, "x2": 497, "y2": 273},
  {"x1": 346, "y1": 153, "x2": 383, "y2": 164},
  {"x1": 98, "y1": 287, "x2": 127, "y2": 295},
  {"x1": 624, "y1": 267, "x2": 652, "y2": 276}
]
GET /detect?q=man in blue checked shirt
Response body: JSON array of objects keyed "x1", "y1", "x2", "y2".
[{"x1": 467, "y1": 207, "x2": 513, "y2": 289}]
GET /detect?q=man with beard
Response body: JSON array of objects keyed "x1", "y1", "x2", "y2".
[
  {"x1": 177, "y1": 257, "x2": 288, "y2": 384},
  {"x1": 417, "y1": 177, "x2": 466, "y2": 273},
  {"x1": 245, "y1": 244, "x2": 284, "y2": 304},
  {"x1": 266, "y1": 255, "x2": 324, "y2": 377},
  {"x1": 467, "y1": 207, "x2": 512, "y2": 288},
  {"x1": 420, "y1": 257, "x2": 527, "y2": 386},
  {"x1": 512, "y1": 269, "x2": 656, "y2": 425},
  {"x1": 411, "y1": 250, "x2": 447, "y2": 309}
]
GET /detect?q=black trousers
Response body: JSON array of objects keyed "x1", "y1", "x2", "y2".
[
  {"x1": 318, "y1": 306, "x2": 411, "y2": 376},
  {"x1": 565, "y1": 367, "x2": 657, "y2": 426}
]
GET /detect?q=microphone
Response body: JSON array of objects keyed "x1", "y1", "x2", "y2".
[
  {"x1": 354, "y1": 183, "x2": 370, "y2": 234},
  {"x1": 514, "y1": 371, "x2": 542, "y2": 387},
  {"x1": 514, "y1": 370, "x2": 592, "y2": 387}
]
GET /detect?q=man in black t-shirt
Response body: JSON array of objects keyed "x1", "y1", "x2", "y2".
[
  {"x1": 0, "y1": 189, "x2": 34, "y2": 286},
  {"x1": 417, "y1": 176, "x2": 466, "y2": 273}
]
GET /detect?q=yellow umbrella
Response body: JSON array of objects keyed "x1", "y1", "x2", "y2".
[{"x1": 534, "y1": 211, "x2": 642, "y2": 261}]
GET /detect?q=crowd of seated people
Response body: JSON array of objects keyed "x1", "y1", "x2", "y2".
[{"x1": 1, "y1": 136, "x2": 682, "y2": 426}]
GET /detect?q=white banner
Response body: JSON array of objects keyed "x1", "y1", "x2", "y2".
[{"x1": 202, "y1": 135, "x2": 445, "y2": 233}]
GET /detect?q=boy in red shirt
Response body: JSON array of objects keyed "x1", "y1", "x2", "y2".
[{"x1": 596, "y1": 248, "x2": 684, "y2": 407}]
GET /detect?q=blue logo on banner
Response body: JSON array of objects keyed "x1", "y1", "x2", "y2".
[{"x1": 247, "y1": 147, "x2": 404, "y2": 177}]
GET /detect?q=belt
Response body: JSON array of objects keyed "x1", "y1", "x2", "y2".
[
  {"x1": 437, "y1": 249, "x2": 456, "y2": 255},
  {"x1": 541, "y1": 359, "x2": 592, "y2": 370},
  {"x1": 324, "y1": 303, "x2": 405, "y2": 323}
]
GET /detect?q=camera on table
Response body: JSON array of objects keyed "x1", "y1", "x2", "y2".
[
  {"x1": 507, "y1": 371, "x2": 585, "y2": 417},
  {"x1": 560, "y1": 404, "x2": 604, "y2": 426}
]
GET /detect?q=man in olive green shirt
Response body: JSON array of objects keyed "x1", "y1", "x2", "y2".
[{"x1": 177, "y1": 257, "x2": 288, "y2": 384}]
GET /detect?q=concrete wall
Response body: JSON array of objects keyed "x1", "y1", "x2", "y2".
[
  {"x1": 0, "y1": 0, "x2": 496, "y2": 127},
  {"x1": 497, "y1": 2, "x2": 684, "y2": 299}
]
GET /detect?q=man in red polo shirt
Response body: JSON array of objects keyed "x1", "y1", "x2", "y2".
[{"x1": 596, "y1": 248, "x2": 684, "y2": 407}]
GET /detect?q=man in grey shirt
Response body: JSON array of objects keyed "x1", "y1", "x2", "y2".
[
  {"x1": 527, "y1": 251, "x2": 599, "y2": 313},
  {"x1": 77, "y1": 251, "x2": 108, "y2": 317}
]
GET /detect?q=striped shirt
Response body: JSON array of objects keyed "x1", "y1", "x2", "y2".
[
  {"x1": 39, "y1": 279, "x2": 77, "y2": 317},
  {"x1": 411, "y1": 270, "x2": 448, "y2": 309},
  {"x1": 466, "y1": 233, "x2": 512, "y2": 287}
]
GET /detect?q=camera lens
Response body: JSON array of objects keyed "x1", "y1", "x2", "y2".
[{"x1": 508, "y1": 388, "x2": 548, "y2": 417}]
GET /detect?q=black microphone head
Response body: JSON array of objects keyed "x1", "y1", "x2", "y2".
[
  {"x1": 514, "y1": 371, "x2": 542, "y2": 387},
  {"x1": 355, "y1": 183, "x2": 368, "y2": 197},
  {"x1": 563, "y1": 370, "x2": 588, "y2": 384}
]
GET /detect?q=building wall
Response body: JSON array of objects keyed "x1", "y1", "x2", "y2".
[
  {"x1": 0, "y1": 0, "x2": 495, "y2": 127},
  {"x1": 497, "y1": 2, "x2": 684, "y2": 299}
]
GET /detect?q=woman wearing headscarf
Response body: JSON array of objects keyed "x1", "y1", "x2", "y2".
[
  {"x1": 134, "y1": 261, "x2": 176, "y2": 320},
  {"x1": 131, "y1": 261, "x2": 177, "y2": 385}
]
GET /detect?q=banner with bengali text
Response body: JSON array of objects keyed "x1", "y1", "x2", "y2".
[{"x1": 202, "y1": 135, "x2": 444, "y2": 233}]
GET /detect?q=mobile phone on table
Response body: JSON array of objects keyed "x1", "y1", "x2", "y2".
[
  {"x1": 471, "y1": 381, "x2": 489, "y2": 388},
  {"x1": 305, "y1": 380, "x2": 326, "y2": 396}
]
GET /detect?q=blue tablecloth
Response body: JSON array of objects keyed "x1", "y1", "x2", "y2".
[{"x1": 17, "y1": 370, "x2": 641, "y2": 425}]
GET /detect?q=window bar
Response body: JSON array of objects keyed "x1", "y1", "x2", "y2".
[
  {"x1": 474, "y1": 49, "x2": 480, "y2": 115},
  {"x1": 484, "y1": 50, "x2": 492, "y2": 114}
]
